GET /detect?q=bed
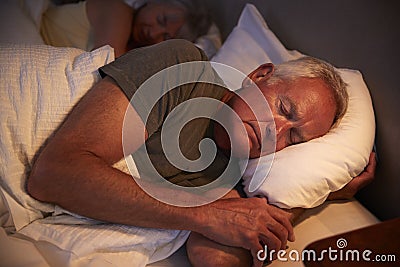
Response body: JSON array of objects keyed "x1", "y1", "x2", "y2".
[{"x1": 1, "y1": 0, "x2": 399, "y2": 266}]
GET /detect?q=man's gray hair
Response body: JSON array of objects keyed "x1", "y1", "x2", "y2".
[
  {"x1": 269, "y1": 56, "x2": 348, "y2": 128},
  {"x1": 148, "y1": 0, "x2": 212, "y2": 42}
]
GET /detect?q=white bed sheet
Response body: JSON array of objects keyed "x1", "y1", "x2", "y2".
[{"x1": 1, "y1": 199, "x2": 379, "y2": 267}]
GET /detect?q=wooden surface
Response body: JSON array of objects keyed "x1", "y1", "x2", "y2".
[{"x1": 303, "y1": 218, "x2": 400, "y2": 266}]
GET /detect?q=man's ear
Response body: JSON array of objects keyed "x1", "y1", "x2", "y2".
[
  {"x1": 250, "y1": 63, "x2": 274, "y2": 81},
  {"x1": 242, "y1": 63, "x2": 275, "y2": 88}
]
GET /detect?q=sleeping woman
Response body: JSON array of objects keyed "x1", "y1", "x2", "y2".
[{"x1": 40, "y1": 0, "x2": 214, "y2": 57}]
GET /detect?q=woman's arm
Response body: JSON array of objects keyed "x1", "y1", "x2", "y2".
[{"x1": 86, "y1": 0, "x2": 134, "y2": 57}]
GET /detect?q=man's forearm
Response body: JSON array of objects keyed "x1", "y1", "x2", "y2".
[{"x1": 28, "y1": 152, "x2": 206, "y2": 231}]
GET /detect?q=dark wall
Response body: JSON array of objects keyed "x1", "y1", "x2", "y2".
[{"x1": 203, "y1": 0, "x2": 400, "y2": 220}]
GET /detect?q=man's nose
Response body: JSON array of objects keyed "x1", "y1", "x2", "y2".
[
  {"x1": 258, "y1": 120, "x2": 277, "y2": 156},
  {"x1": 259, "y1": 121, "x2": 275, "y2": 140},
  {"x1": 149, "y1": 27, "x2": 166, "y2": 43}
]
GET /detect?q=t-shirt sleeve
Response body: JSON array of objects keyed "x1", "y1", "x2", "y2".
[
  {"x1": 99, "y1": 39, "x2": 208, "y2": 100},
  {"x1": 98, "y1": 39, "x2": 226, "y2": 136}
]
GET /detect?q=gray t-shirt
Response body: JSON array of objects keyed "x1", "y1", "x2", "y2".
[{"x1": 99, "y1": 40, "x2": 238, "y2": 187}]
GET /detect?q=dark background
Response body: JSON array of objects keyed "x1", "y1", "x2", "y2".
[{"x1": 202, "y1": 0, "x2": 400, "y2": 221}]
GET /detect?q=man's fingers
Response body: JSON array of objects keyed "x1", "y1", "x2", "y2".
[
  {"x1": 259, "y1": 230, "x2": 282, "y2": 253},
  {"x1": 355, "y1": 151, "x2": 377, "y2": 189},
  {"x1": 250, "y1": 233, "x2": 280, "y2": 267},
  {"x1": 264, "y1": 221, "x2": 288, "y2": 249},
  {"x1": 327, "y1": 151, "x2": 377, "y2": 201},
  {"x1": 250, "y1": 242, "x2": 265, "y2": 267},
  {"x1": 268, "y1": 205, "x2": 295, "y2": 242},
  {"x1": 366, "y1": 152, "x2": 377, "y2": 174}
]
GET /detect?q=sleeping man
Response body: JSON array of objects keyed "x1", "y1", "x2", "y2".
[{"x1": 27, "y1": 39, "x2": 375, "y2": 267}]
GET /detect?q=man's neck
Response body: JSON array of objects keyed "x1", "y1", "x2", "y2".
[{"x1": 220, "y1": 89, "x2": 235, "y2": 104}]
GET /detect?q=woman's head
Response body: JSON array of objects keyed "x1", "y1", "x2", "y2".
[{"x1": 131, "y1": 0, "x2": 212, "y2": 47}]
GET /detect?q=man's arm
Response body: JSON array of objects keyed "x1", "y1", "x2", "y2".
[
  {"x1": 28, "y1": 77, "x2": 210, "y2": 229},
  {"x1": 86, "y1": 0, "x2": 133, "y2": 57},
  {"x1": 27, "y1": 76, "x2": 293, "y2": 266}
]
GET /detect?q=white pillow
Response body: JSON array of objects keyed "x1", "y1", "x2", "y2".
[
  {"x1": 0, "y1": 44, "x2": 115, "y2": 230},
  {"x1": 0, "y1": 0, "x2": 46, "y2": 44},
  {"x1": 18, "y1": 0, "x2": 50, "y2": 30},
  {"x1": 195, "y1": 23, "x2": 223, "y2": 59},
  {"x1": 211, "y1": 4, "x2": 375, "y2": 208}
]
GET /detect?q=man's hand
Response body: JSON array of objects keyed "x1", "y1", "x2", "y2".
[
  {"x1": 328, "y1": 152, "x2": 377, "y2": 200},
  {"x1": 196, "y1": 197, "x2": 295, "y2": 267}
]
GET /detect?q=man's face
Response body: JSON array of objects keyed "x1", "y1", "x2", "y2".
[
  {"x1": 216, "y1": 63, "x2": 337, "y2": 159},
  {"x1": 131, "y1": 3, "x2": 187, "y2": 46}
]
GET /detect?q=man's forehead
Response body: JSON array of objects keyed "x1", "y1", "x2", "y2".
[{"x1": 287, "y1": 78, "x2": 336, "y2": 139}]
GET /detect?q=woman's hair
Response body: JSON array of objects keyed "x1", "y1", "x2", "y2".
[
  {"x1": 268, "y1": 56, "x2": 348, "y2": 128},
  {"x1": 148, "y1": 0, "x2": 213, "y2": 42}
]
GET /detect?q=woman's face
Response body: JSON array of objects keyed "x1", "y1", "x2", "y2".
[{"x1": 131, "y1": 2, "x2": 187, "y2": 47}]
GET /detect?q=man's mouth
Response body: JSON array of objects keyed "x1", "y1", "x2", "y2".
[{"x1": 246, "y1": 121, "x2": 262, "y2": 150}]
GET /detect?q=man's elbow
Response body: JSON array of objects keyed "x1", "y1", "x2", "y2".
[
  {"x1": 27, "y1": 153, "x2": 58, "y2": 203},
  {"x1": 27, "y1": 169, "x2": 47, "y2": 203}
]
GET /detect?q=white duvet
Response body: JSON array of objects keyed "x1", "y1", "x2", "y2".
[
  {"x1": 0, "y1": 2, "x2": 189, "y2": 265},
  {"x1": 0, "y1": 43, "x2": 189, "y2": 267}
]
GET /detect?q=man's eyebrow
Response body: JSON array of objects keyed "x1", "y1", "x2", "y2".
[{"x1": 281, "y1": 96, "x2": 307, "y2": 144}]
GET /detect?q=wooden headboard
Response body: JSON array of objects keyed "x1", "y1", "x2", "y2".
[{"x1": 203, "y1": 0, "x2": 400, "y2": 220}]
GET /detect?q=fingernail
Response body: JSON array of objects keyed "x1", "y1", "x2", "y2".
[{"x1": 373, "y1": 144, "x2": 379, "y2": 163}]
